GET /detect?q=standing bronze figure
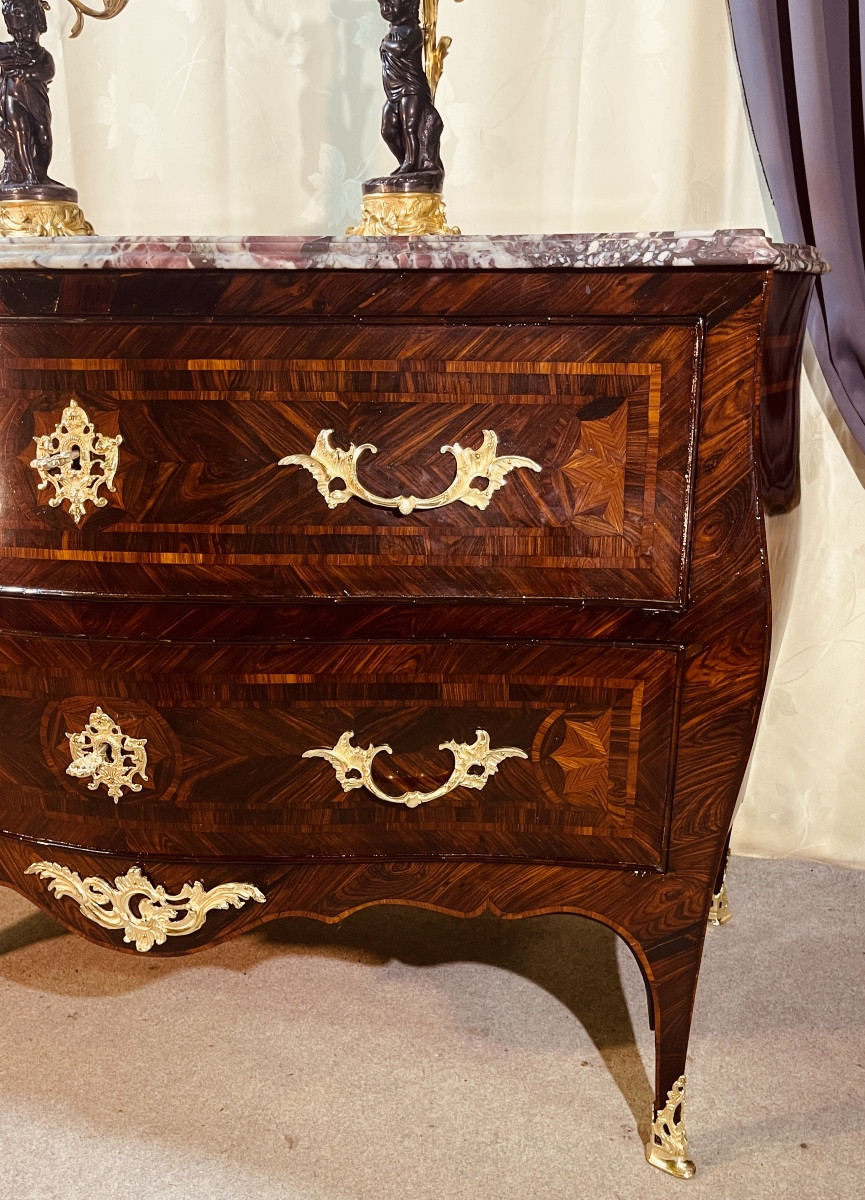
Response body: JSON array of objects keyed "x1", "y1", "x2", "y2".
[
  {"x1": 0, "y1": 0, "x2": 92, "y2": 233},
  {"x1": 348, "y1": 0, "x2": 463, "y2": 237},
  {"x1": 378, "y1": 0, "x2": 444, "y2": 186},
  {"x1": 0, "y1": 0, "x2": 130, "y2": 237}
]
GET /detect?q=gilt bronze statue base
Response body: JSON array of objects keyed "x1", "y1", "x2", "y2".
[
  {"x1": 0, "y1": 199, "x2": 94, "y2": 237},
  {"x1": 347, "y1": 191, "x2": 459, "y2": 237}
]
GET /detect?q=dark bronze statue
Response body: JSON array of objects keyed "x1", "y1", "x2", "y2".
[
  {"x1": 0, "y1": 0, "x2": 76, "y2": 201},
  {"x1": 365, "y1": 0, "x2": 445, "y2": 197}
]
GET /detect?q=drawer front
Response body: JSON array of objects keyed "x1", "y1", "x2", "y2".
[
  {"x1": 0, "y1": 638, "x2": 681, "y2": 868},
  {"x1": 0, "y1": 319, "x2": 699, "y2": 604},
  {"x1": 0, "y1": 633, "x2": 681, "y2": 868}
]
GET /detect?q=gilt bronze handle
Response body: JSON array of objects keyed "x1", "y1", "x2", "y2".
[
  {"x1": 303, "y1": 729, "x2": 527, "y2": 809},
  {"x1": 279, "y1": 429, "x2": 540, "y2": 516}
]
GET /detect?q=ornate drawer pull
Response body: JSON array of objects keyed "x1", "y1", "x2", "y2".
[
  {"x1": 66, "y1": 708, "x2": 148, "y2": 802},
  {"x1": 303, "y1": 729, "x2": 527, "y2": 809},
  {"x1": 279, "y1": 429, "x2": 541, "y2": 515},
  {"x1": 25, "y1": 863, "x2": 265, "y2": 953},
  {"x1": 30, "y1": 399, "x2": 122, "y2": 524}
]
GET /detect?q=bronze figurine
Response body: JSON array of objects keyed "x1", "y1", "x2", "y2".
[
  {"x1": 0, "y1": 0, "x2": 72, "y2": 197},
  {"x1": 0, "y1": 0, "x2": 131, "y2": 236},
  {"x1": 348, "y1": 0, "x2": 462, "y2": 236},
  {"x1": 373, "y1": 0, "x2": 444, "y2": 193}
]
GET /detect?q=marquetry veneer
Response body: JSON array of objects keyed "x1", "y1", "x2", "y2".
[{"x1": 0, "y1": 238, "x2": 820, "y2": 1178}]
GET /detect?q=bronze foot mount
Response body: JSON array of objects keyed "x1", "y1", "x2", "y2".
[
  {"x1": 708, "y1": 874, "x2": 732, "y2": 926},
  {"x1": 646, "y1": 1077, "x2": 697, "y2": 1179}
]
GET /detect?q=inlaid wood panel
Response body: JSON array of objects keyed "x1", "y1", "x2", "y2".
[
  {"x1": 0, "y1": 320, "x2": 700, "y2": 604},
  {"x1": 0, "y1": 636, "x2": 681, "y2": 868}
]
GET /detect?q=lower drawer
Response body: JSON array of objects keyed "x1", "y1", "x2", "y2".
[{"x1": 0, "y1": 637, "x2": 682, "y2": 868}]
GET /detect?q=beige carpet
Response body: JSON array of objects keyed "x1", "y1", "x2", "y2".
[{"x1": 0, "y1": 856, "x2": 861, "y2": 1199}]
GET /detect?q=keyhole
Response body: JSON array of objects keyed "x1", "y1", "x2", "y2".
[
  {"x1": 69, "y1": 445, "x2": 82, "y2": 472},
  {"x1": 103, "y1": 745, "x2": 114, "y2": 763}
]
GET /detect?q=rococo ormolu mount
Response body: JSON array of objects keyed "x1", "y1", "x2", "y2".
[{"x1": 0, "y1": 0, "x2": 129, "y2": 236}]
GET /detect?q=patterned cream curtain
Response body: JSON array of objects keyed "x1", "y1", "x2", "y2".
[{"x1": 38, "y1": 0, "x2": 865, "y2": 868}]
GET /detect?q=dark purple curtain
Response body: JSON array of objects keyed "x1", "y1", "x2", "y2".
[{"x1": 727, "y1": 0, "x2": 865, "y2": 452}]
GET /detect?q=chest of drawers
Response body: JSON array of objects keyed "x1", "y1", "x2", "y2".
[{"x1": 0, "y1": 230, "x2": 823, "y2": 1178}]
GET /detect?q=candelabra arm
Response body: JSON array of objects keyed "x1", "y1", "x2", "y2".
[
  {"x1": 65, "y1": 0, "x2": 131, "y2": 39},
  {"x1": 422, "y1": 0, "x2": 464, "y2": 100}
]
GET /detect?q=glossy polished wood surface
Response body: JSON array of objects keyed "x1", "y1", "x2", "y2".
[
  {"x1": 760, "y1": 270, "x2": 813, "y2": 513},
  {"x1": 0, "y1": 636, "x2": 681, "y2": 865},
  {"x1": 1, "y1": 317, "x2": 700, "y2": 603},
  {"x1": 0, "y1": 259, "x2": 813, "y2": 1126},
  {"x1": 0, "y1": 269, "x2": 750, "y2": 603}
]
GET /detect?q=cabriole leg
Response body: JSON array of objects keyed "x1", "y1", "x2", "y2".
[{"x1": 642, "y1": 927, "x2": 703, "y2": 1179}]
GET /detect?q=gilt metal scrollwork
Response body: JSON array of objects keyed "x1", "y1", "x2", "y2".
[
  {"x1": 645, "y1": 1076, "x2": 696, "y2": 1179},
  {"x1": 422, "y1": 0, "x2": 465, "y2": 99},
  {"x1": 304, "y1": 728, "x2": 527, "y2": 809},
  {"x1": 66, "y1": 707, "x2": 148, "y2": 802},
  {"x1": 65, "y1": 0, "x2": 131, "y2": 38},
  {"x1": 25, "y1": 863, "x2": 266, "y2": 953},
  {"x1": 30, "y1": 399, "x2": 122, "y2": 524},
  {"x1": 279, "y1": 429, "x2": 541, "y2": 516}
]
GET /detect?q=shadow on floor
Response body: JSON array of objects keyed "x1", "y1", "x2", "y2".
[
  {"x1": 0, "y1": 909, "x2": 68, "y2": 956},
  {"x1": 261, "y1": 905, "x2": 655, "y2": 1133},
  {"x1": 0, "y1": 896, "x2": 654, "y2": 1135}
]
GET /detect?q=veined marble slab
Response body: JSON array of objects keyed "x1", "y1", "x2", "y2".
[{"x1": 0, "y1": 230, "x2": 828, "y2": 273}]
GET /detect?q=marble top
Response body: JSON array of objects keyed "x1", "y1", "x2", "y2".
[{"x1": 0, "y1": 230, "x2": 828, "y2": 273}]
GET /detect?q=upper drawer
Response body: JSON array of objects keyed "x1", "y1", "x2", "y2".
[{"x1": 0, "y1": 319, "x2": 700, "y2": 605}]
